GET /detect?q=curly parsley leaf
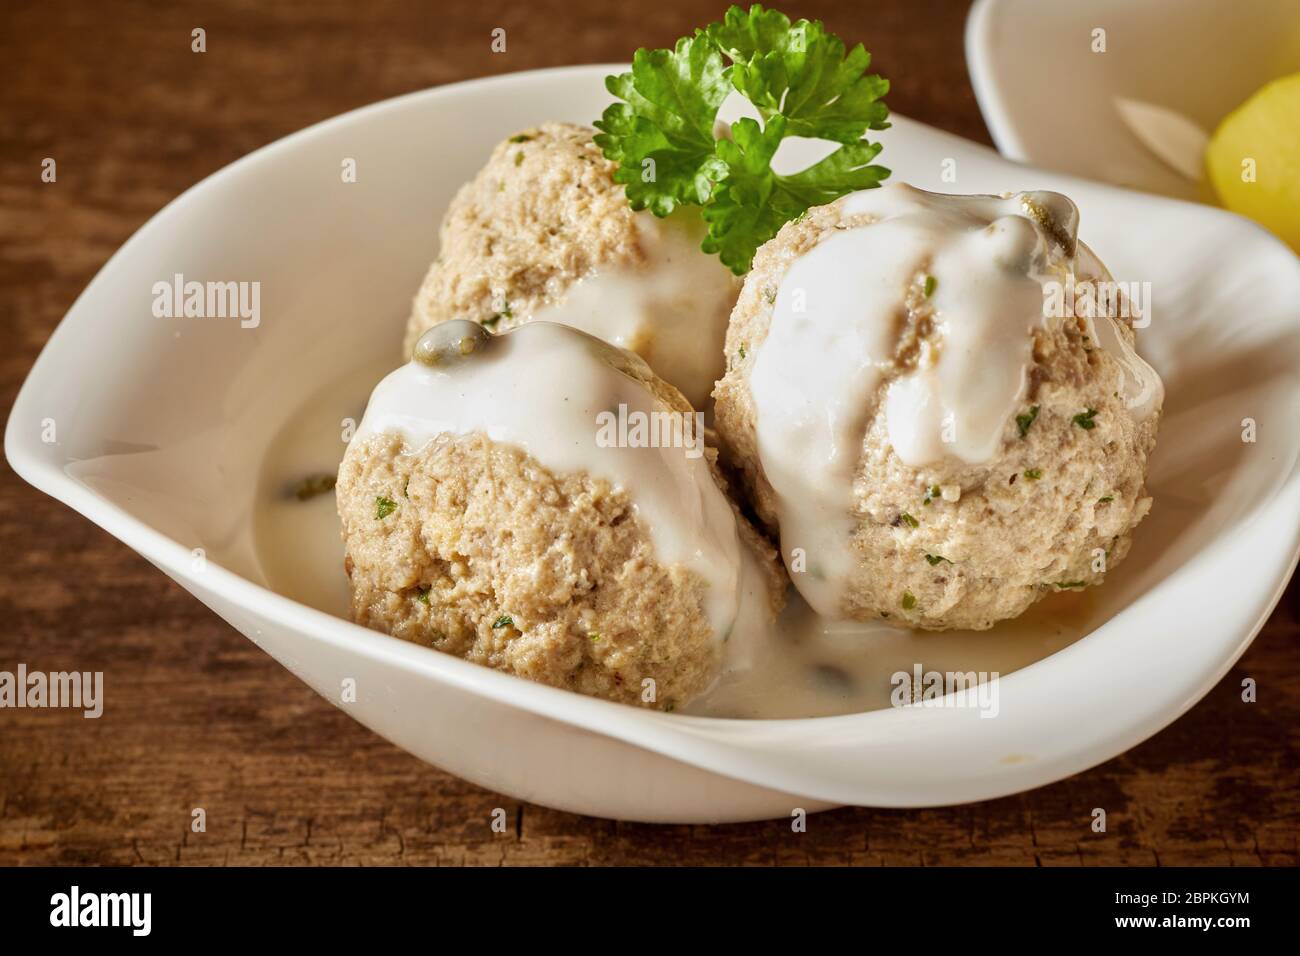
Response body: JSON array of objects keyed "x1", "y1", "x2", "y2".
[
  {"x1": 594, "y1": 34, "x2": 732, "y2": 217},
  {"x1": 708, "y1": 5, "x2": 890, "y2": 144},
  {"x1": 595, "y1": 4, "x2": 891, "y2": 274},
  {"x1": 703, "y1": 116, "x2": 890, "y2": 271},
  {"x1": 701, "y1": 117, "x2": 800, "y2": 272}
]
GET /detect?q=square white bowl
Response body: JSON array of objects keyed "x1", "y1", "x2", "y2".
[{"x1": 8, "y1": 65, "x2": 1300, "y2": 822}]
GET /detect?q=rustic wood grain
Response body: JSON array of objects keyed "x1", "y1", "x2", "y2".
[{"x1": 1, "y1": 0, "x2": 1297, "y2": 866}]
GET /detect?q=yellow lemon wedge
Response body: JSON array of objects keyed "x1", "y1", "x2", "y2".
[{"x1": 1206, "y1": 72, "x2": 1300, "y2": 253}]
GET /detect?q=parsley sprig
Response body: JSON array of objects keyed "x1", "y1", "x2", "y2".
[{"x1": 594, "y1": 4, "x2": 890, "y2": 274}]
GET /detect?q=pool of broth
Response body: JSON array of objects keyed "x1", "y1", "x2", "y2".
[{"x1": 254, "y1": 363, "x2": 1101, "y2": 720}]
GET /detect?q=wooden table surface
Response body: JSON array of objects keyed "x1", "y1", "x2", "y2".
[{"x1": 1, "y1": 0, "x2": 1296, "y2": 866}]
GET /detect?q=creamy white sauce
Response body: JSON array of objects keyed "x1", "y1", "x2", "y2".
[
  {"x1": 254, "y1": 357, "x2": 1106, "y2": 719},
  {"x1": 254, "y1": 360, "x2": 392, "y2": 617},
  {"x1": 1075, "y1": 242, "x2": 1166, "y2": 420},
  {"x1": 750, "y1": 183, "x2": 1164, "y2": 618},
  {"x1": 353, "y1": 322, "x2": 769, "y2": 658},
  {"x1": 531, "y1": 210, "x2": 738, "y2": 408},
  {"x1": 687, "y1": 585, "x2": 1098, "y2": 718}
]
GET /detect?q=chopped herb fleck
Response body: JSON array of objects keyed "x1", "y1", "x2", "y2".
[
  {"x1": 1023, "y1": 468, "x2": 1043, "y2": 480},
  {"x1": 924, "y1": 554, "x2": 949, "y2": 566},
  {"x1": 589, "y1": 631, "x2": 601, "y2": 642},
  {"x1": 514, "y1": 151, "x2": 524, "y2": 166},
  {"x1": 481, "y1": 315, "x2": 500, "y2": 330},
  {"x1": 402, "y1": 476, "x2": 410, "y2": 499},
  {"x1": 375, "y1": 496, "x2": 397, "y2": 519},
  {"x1": 1054, "y1": 580, "x2": 1086, "y2": 590},
  {"x1": 492, "y1": 614, "x2": 513, "y2": 630},
  {"x1": 1073, "y1": 408, "x2": 1099, "y2": 430},
  {"x1": 508, "y1": 133, "x2": 533, "y2": 143},
  {"x1": 923, "y1": 484, "x2": 941, "y2": 505},
  {"x1": 738, "y1": 343, "x2": 747, "y2": 360},
  {"x1": 416, "y1": 586, "x2": 430, "y2": 605},
  {"x1": 900, "y1": 512, "x2": 919, "y2": 528},
  {"x1": 901, "y1": 591, "x2": 917, "y2": 611},
  {"x1": 1098, "y1": 495, "x2": 1113, "y2": 504},
  {"x1": 291, "y1": 473, "x2": 336, "y2": 501},
  {"x1": 923, "y1": 275, "x2": 936, "y2": 298},
  {"x1": 1016, "y1": 405, "x2": 1040, "y2": 438}
]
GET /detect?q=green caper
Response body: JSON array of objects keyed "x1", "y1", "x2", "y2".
[
  {"x1": 1019, "y1": 191, "x2": 1079, "y2": 258},
  {"x1": 412, "y1": 319, "x2": 493, "y2": 367}
]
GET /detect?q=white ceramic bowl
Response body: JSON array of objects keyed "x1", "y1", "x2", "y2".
[
  {"x1": 7, "y1": 66, "x2": 1300, "y2": 823},
  {"x1": 966, "y1": 0, "x2": 1300, "y2": 199}
]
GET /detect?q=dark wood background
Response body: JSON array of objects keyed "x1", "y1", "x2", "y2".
[{"x1": 1, "y1": 0, "x2": 1296, "y2": 866}]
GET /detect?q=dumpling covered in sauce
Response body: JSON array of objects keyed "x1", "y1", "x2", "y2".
[
  {"x1": 713, "y1": 183, "x2": 1164, "y2": 630},
  {"x1": 338, "y1": 321, "x2": 785, "y2": 709},
  {"x1": 401, "y1": 122, "x2": 739, "y2": 409}
]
